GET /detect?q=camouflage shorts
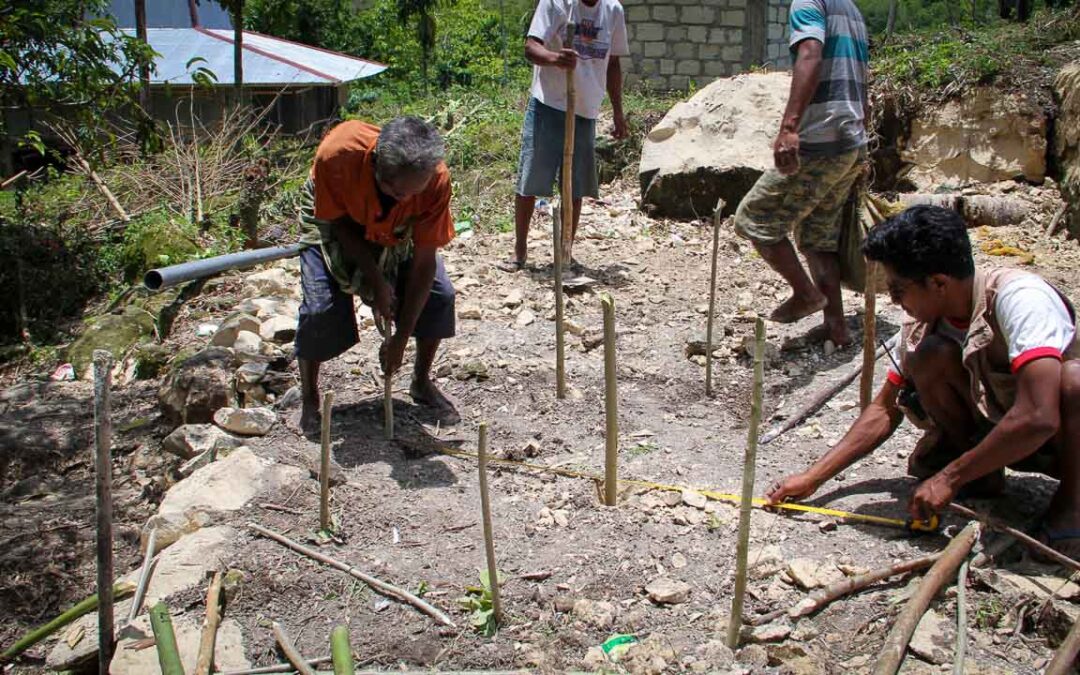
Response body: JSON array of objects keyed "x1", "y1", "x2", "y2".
[{"x1": 733, "y1": 148, "x2": 864, "y2": 253}]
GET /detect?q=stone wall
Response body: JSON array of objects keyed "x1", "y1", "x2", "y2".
[{"x1": 621, "y1": 0, "x2": 792, "y2": 91}]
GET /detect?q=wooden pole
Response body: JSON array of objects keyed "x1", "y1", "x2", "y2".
[
  {"x1": 860, "y1": 262, "x2": 878, "y2": 410},
  {"x1": 705, "y1": 199, "x2": 725, "y2": 397},
  {"x1": 384, "y1": 367, "x2": 394, "y2": 440},
  {"x1": 727, "y1": 317, "x2": 766, "y2": 649},
  {"x1": 1046, "y1": 610, "x2": 1080, "y2": 675},
  {"x1": 273, "y1": 621, "x2": 315, "y2": 675},
  {"x1": 319, "y1": 391, "x2": 335, "y2": 532},
  {"x1": 477, "y1": 423, "x2": 503, "y2": 626},
  {"x1": 560, "y1": 21, "x2": 577, "y2": 265},
  {"x1": 127, "y1": 528, "x2": 158, "y2": 623},
  {"x1": 872, "y1": 522, "x2": 980, "y2": 675},
  {"x1": 149, "y1": 601, "x2": 184, "y2": 675},
  {"x1": 601, "y1": 292, "x2": 618, "y2": 506},
  {"x1": 93, "y1": 350, "x2": 116, "y2": 673},
  {"x1": 194, "y1": 571, "x2": 224, "y2": 675},
  {"x1": 330, "y1": 624, "x2": 355, "y2": 675},
  {"x1": 953, "y1": 560, "x2": 969, "y2": 675},
  {"x1": 553, "y1": 206, "x2": 567, "y2": 400},
  {"x1": 948, "y1": 502, "x2": 1080, "y2": 573},
  {"x1": 135, "y1": 0, "x2": 150, "y2": 112}
]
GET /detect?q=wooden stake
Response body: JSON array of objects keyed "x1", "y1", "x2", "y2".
[
  {"x1": 1046, "y1": 609, "x2": 1080, "y2": 675},
  {"x1": 705, "y1": 199, "x2": 726, "y2": 397},
  {"x1": 194, "y1": 571, "x2": 224, "y2": 675},
  {"x1": 384, "y1": 370, "x2": 394, "y2": 440},
  {"x1": 949, "y1": 502, "x2": 1080, "y2": 573},
  {"x1": 219, "y1": 656, "x2": 332, "y2": 675},
  {"x1": 953, "y1": 560, "x2": 969, "y2": 675},
  {"x1": 149, "y1": 601, "x2": 184, "y2": 675},
  {"x1": 319, "y1": 391, "x2": 335, "y2": 532},
  {"x1": 93, "y1": 349, "x2": 116, "y2": 673},
  {"x1": 477, "y1": 423, "x2": 503, "y2": 626},
  {"x1": 727, "y1": 317, "x2": 766, "y2": 650},
  {"x1": 553, "y1": 206, "x2": 567, "y2": 400},
  {"x1": 330, "y1": 624, "x2": 355, "y2": 675},
  {"x1": 248, "y1": 523, "x2": 455, "y2": 626},
  {"x1": 872, "y1": 522, "x2": 980, "y2": 675},
  {"x1": 273, "y1": 621, "x2": 316, "y2": 675},
  {"x1": 860, "y1": 262, "x2": 878, "y2": 410},
  {"x1": 127, "y1": 528, "x2": 158, "y2": 623},
  {"x1": 601, "y1": 292, "x2": 618, "y2": 506},
  {"x1": 0, "y1": 584, "x2": 134, "y2": 664},
  {"x1": 560, "y1": 21, "x2": 577, "y2": 264}
]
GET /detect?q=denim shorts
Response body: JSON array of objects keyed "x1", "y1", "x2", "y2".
[{"x1": 515, "y1": 97, "x2": 598, "y2": 200}]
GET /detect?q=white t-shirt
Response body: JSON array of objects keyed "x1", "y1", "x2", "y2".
[
  {"x1": 887, "y1": 275, "x2": 1076, "y2": 385},
  {"x1": 527, "y1": 0, "x2": 629, "y2": 120}
]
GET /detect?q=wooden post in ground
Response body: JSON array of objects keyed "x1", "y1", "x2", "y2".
[
  {"x1": 560, "y1": 21, "x2": 577, "y2": 265},
  {"x1": 273, "y1": 622, "x2": 316, "y2": 675},
  {"x1": 384, "y1": 369, "x2": 394, "y2": 440},
  {"x1": 601, "y1": 293, "x2": 618, "y2": 506},
  {"x1": 194, "y1": 570, "x2": 224, "y2": 675},
  {"x1": 860, "y1": 262, "x2": 878, "y2": 410},
  {"x1": 553, "y1": 207, "x2": 567, "y2": 399},
  {"x1": 727, "y1": 317, "x2": 766, "y2": 650},
  {"x1": 93, "y1": 350, "x2": 116, "y2": 673},
  {"x1": 319, "y1": 391, "x2": 335, "y2": 532},
  {"x1": 705, "y1": 199, "x2": 726, "y2": 397},
  {"x1": 477, "y1": 423, "x2": 503, "y2": 626}
]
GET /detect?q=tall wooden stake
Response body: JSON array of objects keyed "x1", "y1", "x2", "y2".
[
  {"x1": 553, "y1": 208, "x2": 567, "y2": 399},
  {"x1": 384, "y1": 369, "x2": 394, "y2": 440},
  {"x1": 860, "y1": 262, "x2": 878, "y2": 410},
  {"x1": 560, "y1": 20, "x2": 577, "y2": 264},
  {"x1": 93, "y1": 350, "x2": 115, "y2": 673},
  {"x1": 319, "y1": 391, "x2": 335, "y2": 532},
  {"x1": 477, "y1": 423, "x2": 503, "y2": 626},
  {"x1": 194, "y1": 570, "x2": 224, "y2": 675},
  {"x1": 705, "y1": 199, "x2": 726, "y2": 397},
  {"x1": 601, "y1": 293, "x2": 619, "y2": 506},
  {"x1": 727, "y1": 318, "x2": 765, "y2": 649}
]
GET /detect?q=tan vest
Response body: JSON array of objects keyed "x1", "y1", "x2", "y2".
[{"x1": 899, "y1": 268, "x2": 1079, "y2": 424}]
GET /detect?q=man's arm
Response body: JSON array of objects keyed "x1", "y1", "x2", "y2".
[
  {"x1": 381, "y1": 244, "x2": 437, "y2": 375},
  {"x1": 333, "y1": 221, "x2": 395, "y2": 321},
  {"x1": 911, "y1": 358, "x2": 1063, "y2": 519},
  {"x1": 767, "y1": 380, "x2": 904, "y2": 503},
  {"x1": 525, "y1": 36, "x2": 576, "y2": 70},
  {"x1": 606, "y1": 56, "x2": 627, "y2": 138},
  {"x1": 773, "y1": 38, "x2": 823, "y2": 175}
]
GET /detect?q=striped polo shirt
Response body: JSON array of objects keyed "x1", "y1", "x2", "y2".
[{"x1": 789, "y1": 0, "x2": 869, "y2": 156}]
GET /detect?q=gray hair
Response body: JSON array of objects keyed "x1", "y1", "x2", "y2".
[{"x1": 375, "y1": 116, "x2": 445, "y2": 182}]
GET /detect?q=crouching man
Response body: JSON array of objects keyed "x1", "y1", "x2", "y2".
[
  {"x1": 292, "y1": 117, "x2": 458, "y2": 433},
  {"x1": 767, "y1": 205, "x2": 1080, "y2": 557}
]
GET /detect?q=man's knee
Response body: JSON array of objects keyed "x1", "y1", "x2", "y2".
[
  {"x1": 1061, "y1": 360, "x2": 1080, "y2": 411},
  {"x1": 908, "y1": 335, "x2": 963, "y2": 387}
]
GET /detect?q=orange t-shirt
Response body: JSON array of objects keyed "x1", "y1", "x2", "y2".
[{"x1": 310, "y1": 120, "x2": 454, "y2": 249}]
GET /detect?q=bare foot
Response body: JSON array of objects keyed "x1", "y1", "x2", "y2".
[
  {"x1": 769, "y1": 293, "x2": 828, "y2": 324},
  {"x1": 496, "y1": 258, "x2": 525, "y2": 273},
  {"x1": 824, "y1": 317, "x2": 853, "y2": 348},
  {"x1": 287, "y1": 401, "x2": 321, "y2": 437},
  {"x1": 410, "y1": 377, "x2": 461, "y2": 424}
]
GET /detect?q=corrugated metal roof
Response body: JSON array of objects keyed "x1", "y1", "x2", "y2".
[
  {"x1": 129, "y1": 28, "x2": 386, "y2": 86},
  {"x1": 108, "y1": 0, "x2": 233, "y2": 29}
]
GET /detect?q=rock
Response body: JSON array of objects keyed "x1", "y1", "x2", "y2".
[
  {"x1": 158, "y1": 347, "x2": 235, "y2": 425},
  {"x1": 232, "y1": 330, "x2": 262, "y2": 358},
  {"x1": 621, "y1": 637, "x2": 677, "y2": 674},
  {"x1": 582, "y1": 646, "x2": 608, "y2": 670},
  {"x1": 985, "y1": 567, "x2": 1080, "y2": 602},
  {"x1": 684, "y1": 334, "x2": 719, "y2": 357},
  {"x1": 748, "y1": 545, "x2": 784, "y2": 580},
  {"x1": 111, "y1": 617, "x2": 249, "y2": 674},
  {"x1": 737, "y1": 644, "x2": 769, "y2": 669},
  {"x1": 459, "y1": 304, "x2": 483, "y2": 320},
  {"x1": 503, "y1": 289, "x2": 523, "y2": 307},
  {"x1": 741, "y1": 335, "x2": 780, "y2": 363},
  {"x1": 565, "y1": 319, "x2": 585, "y2": 336},
  {"x1": 236, "y1": 298, "x2": 280, "y2": 318},
  {"x1": 553, "y1": 594, "x2": 575, "y2": 613},
  {"x1": 259, "y1": 315, "x2": 297, "y2": 343},
  {"x1": 244, "y1": 267, "x2": 298, "y2": 298},
  {"x1": 691, "y1": 640, "x2": 734, "y2": 672},
  {"x1": 672, "y1": 552, "x2": 688, "y2": 569},
  {"x1": 640, "y1": 72, "x2": 791, "y2": 219},
  {"x1": 209, "y1": 313, "x2": 261, "y2": 347},
  {"x1": 743, "y1": 620, "x2": 791, "y2": 643},
  {"x1": 902, "y1": 86, "x2": 1046, "y2": 190},
  {"x1": 235, "y1": 361, "x2": 269, "y2": 387},
  {"x1": 65, "y1": 306, "x2": 157, "y2": 380},
  {"x1": 661, "y1": 491, "x2": 683, "y2": 507},
  {"x1": 645, "y1": 577, "x2": 691, "y2": 604},
  {"x1": 132, "y1": 343, "x2": 172, "y2": 380},
  {"x1": 552, "y1": 509, "x2": 570, "y2": 527},
  {"x1": 581, "y1": 328, "x2": 604, "y2": 351},
  {"x1": 213, "y1": 406, "x2": 276, "y2": 435},
  {"x1": 455, "y1": 360, "x2": 489, "y2": 381},
  {"x1": 573, "y1": 598, "x2": 616, "y2": 629},
  {"x1": 515, "y1": 309, "x2": 536, "y2": 327},
  {"x1": 681, "y1": 489, "x2": 707, "y2": 509},
  {"x1": 301, "y1": 450, "x2": 347, "y2": 487},
  {"x1": 786, "y1": 558, "x2": 825, "y2": 590},
  {"x1": 909, "y1": 609, "x2": 953, "y2": 665},
  {"x1": 768, "y1": 643, "x2": 827, "y2": 675},
  {"x1": 161, "y1": 423, "x2": 244, "y2": 459}
]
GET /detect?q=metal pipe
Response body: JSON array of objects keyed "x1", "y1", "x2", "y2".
[{"x1": 143, "y1": 243, "x2": 306, "y2": 291}]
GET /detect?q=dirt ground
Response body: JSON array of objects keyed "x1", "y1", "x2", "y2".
[{"x1": 2, "y1": 176, "x2": 1080, "y2": 673}]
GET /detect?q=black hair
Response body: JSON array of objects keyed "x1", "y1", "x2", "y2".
[{"x1": 862, "y1": 205, "x2": 974, "y2": 282}]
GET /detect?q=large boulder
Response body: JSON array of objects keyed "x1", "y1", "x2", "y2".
[
  {"x1": 158, "y1": 347, "x2": 235, "y2": 425},
  {"x1": 162, "y1": 423, "x2": 245, "y2": 459},
  {"x1": 1055, "y1": 62, "x2": 1080, "y2": 240},
  {"x1": 65, "y1": 306, "x2": 157, "y2": 380},
  {"x1": 901, "y1": 86, "x2": 1047, "y2": 190},
  {"x1": 639, "y1": 72, "x2": 790, "y2": 220}
]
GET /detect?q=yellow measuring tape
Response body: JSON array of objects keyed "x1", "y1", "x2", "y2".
[{"x1": 436, "y1": 447, "x2": 939, "y2": 533}]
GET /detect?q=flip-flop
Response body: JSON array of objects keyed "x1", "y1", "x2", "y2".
[
  {"x1": 1034, "y1": 525, "x2": 1080, "y2": 564},
  {"x1": 495, "y1": 259, "x2": 525, "y2": 273},
  {"x1": 769, "y1": 296, "x2": 829, "y2": 324}
]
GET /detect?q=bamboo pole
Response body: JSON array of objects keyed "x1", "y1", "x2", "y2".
[
  {"x1": 127, "y1": 528, "x2": 158, "y2": 623},
  {"x1": 1046, "y1": 611, "x2": 1080, "y2": 675},
  {"x1": 953, "y1": 560, "x2": 969, "y2": 675},
  {"x1": 93, "y1": 349, "x2": 116, "y2": 673},
  {"x1": 273, "y1": 622, "x2": 315, "y2": 675},
  {"x1": 384, "y1": 369, "x2": 394, "y2": 440},
  {"x1": 601, "y1": 292, "x2": 618, "y2": 506},
  {"x1": 477, "y1": 423, "x2": 503, "y2": 626},
  {"x1": 553, "y1": 206, "x2": 567, "y2": 400},
  {"x1": 727, "y1": 317, "x2": 766, "y2": 650},
  {"x1": 0, "y1": 584, "x2": 134, "y2": 664},
  {"x1": 194, "y1": 571, "x2": 224, "y2": 675},
  {"x1": 560, "y1": 21, "x2": 577, "y2": 265},
  {"x1": 872, "y1": 522, "x2": 980, "y2": 675},
  {"x1": 705, "y1": 199, "x2": 726, "y2": 397},
  {"x1": 149, "y1": 601, "x2": 184, "y2": 675},
  {"x1": 948, "y1": 502, "x2": 1080, "y2": 573},
  {"x1": 248, "y1": 523, "x2": 455, "y2": 627},
  {"x1": 860, "y1": 263, "x2": 878, "y2": 410},
  {"x1": 330, "y1": 624, "x2": 355, "y2": 675},
  {"x1": 320, "y1": 391, "x2": 335, "y2": 532}
]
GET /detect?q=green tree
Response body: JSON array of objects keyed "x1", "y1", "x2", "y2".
[{"x1": 396, "y1": 0, "x2": 456, "y2": 89}]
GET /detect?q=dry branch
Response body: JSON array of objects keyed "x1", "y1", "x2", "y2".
[
  {"x1": 949, "y1": 502, "x2": 1080, "y2": 573},
  {"x1": 320, "y1": 391, "x2": 335, "y2": 532},
  {"x1": 272, "y1": 621, "x2": 315, "y2": 675},
  {"x1": 601, "y1": 292, "x2": 618, "y2": 506},
  {"x1": 194, "y1": 571, "x2": 224, "y2": 675},
  {"x1": 705, "y1": 200, "x2": 725, "y2": 397}
]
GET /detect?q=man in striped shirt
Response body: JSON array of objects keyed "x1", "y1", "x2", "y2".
[{"x1": 734, "y1": 0, "x2": 869, "y2": 348}]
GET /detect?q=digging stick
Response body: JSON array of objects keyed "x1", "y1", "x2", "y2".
[
  {"x1": 319, "y1": 391, "x2": 335, "y2": 532},
  {"x1": 194, "y1": 571, "x2": 224, "y2": 675},
  {"x1": 760, "y1": 331, "x2": 900, "y2": 444},
  {"x1": 553, "y1": 206, "x2": 567, "y2": 399},
  {"x1": 149, "y1": 601, "x2": 184, "y2": 675},
  {"x1": 248, "y1": 523, "x2": 455, "y2": 627},
  {"x1": 219, "y1": 656, "x2": 332, "y2": 675},
  {"x1": 0, "y1": 583, "x2": 134, "y2": 664},
  {"x1": 477, "y1": 422, "x2": 503, "y2": 626},
  {"x1": 560, "y1": 20, "x2": 577, "y2": 264},
  {"x1": 872, "y1": 522, "x2": 980, "y2": 675},
  {"x1": 705, "y1": 199, "x2": 726, "y2": 397},
  {"x1": 384, "y1": 368, "x2": 394, "y2": 440},
  {"x1": 273, "y1": 622, "x2": 315, "y2": 675},
  {"x1": 953, "y1": 560, "x2": 969, "y2": 675},
  {"x1": 727, "y1": 317, "x2": 766, "y2": 650},
  {"x1": 330, "y1": 624, "x2": 355, "y2": 675},
  {"x1": 860, "y1": 262, "x2": 878, "y2": 410},
  {"x1": 128, "y1": 528, "x2": 158, "y2": 623},
  {"x1": 1046, "y1": 611, "x2": 1080, "y2": 675},
  {"x1": 93, "y1": 349, "x2": 116, "y2": 673},
  {"x1": 601, "y1": 292, "x2": 619, "y2": 506},
  {"x1": 948, "y1": 502, "x2": 1080, "y2": 573}
]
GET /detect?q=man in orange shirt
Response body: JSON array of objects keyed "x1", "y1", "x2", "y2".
[{"x1": 292, "y1": 117, "x2": 457, "y2": 433}]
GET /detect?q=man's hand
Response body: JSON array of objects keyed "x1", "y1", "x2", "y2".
[
  {"x1": 373, "y1": 280, "x2": 397, "y2": 326},
  {"x1": 773, "y1": 129, "x2": 801, "y2": 175},
  {"x1": 549, "y1": 47, "x2": 578, "y2": 70},
  {"x1": 765, "y1": 472, "x2": 820, "y2": 505},
  {"x1": 908, "y1": 471, "x2": 958, "y2": 522},
  {"x1": 612, "y1": 113, "x2": 629, "y2": 140},
  {"x1": 380, "y1": 333, "x2": 408, "y2": 376}
]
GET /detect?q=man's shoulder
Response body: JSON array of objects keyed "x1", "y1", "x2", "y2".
[{"x1": 316, "y1": 120, "x2": 380, "y2": 160}]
